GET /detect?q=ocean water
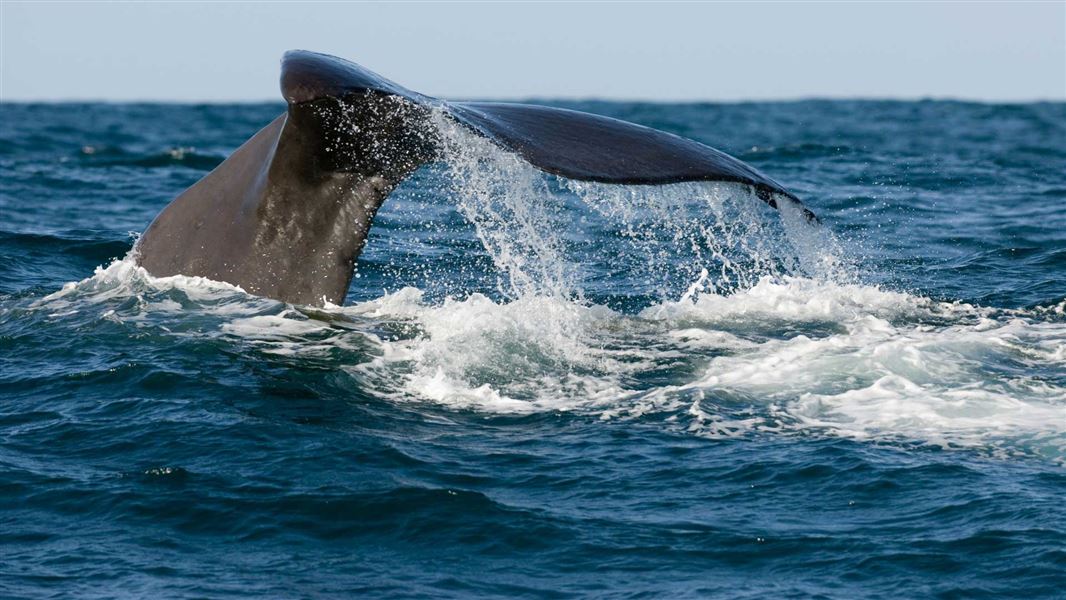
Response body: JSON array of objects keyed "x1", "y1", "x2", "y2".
[{"x1": 1, "y1": 100, "x2": 1064, "y2": 599}]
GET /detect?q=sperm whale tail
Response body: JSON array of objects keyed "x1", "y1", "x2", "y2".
[{"x1": 135, "y1": 50, "x2": 814, "y2": 306}]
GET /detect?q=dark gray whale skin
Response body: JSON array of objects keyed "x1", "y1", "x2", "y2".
[{"x1": 136, "y1": 50, "x2": 813, "y2": 306}]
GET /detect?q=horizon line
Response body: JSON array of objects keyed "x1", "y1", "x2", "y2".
[{"x1": 2, "y1": 94, "x2": 1064, "y2": 105}]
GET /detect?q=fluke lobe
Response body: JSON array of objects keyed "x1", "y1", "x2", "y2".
[{"x1": 136, "y1": 50, "x2": 813, "y2": 306}]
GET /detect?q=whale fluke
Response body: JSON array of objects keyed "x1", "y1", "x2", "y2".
[{"x1": 136, "y1": 50, "x2": 814, "y2": 306}]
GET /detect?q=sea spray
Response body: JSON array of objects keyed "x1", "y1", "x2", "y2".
[{"x1": 16, "y1": 104, "x2": 1065, "y2": 462}]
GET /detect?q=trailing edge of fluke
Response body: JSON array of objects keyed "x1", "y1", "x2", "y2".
[{"x1": 135, "y1": 50, "x2": 814, "y2": 307}]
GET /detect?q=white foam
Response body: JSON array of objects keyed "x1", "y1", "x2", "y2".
[
  {"x1": 641, "y1": 275, "x2": 929, "y2": 323},
  {"x1": 39, "y1": 253, "x2": 252, "y2": 306},
  {"x1": 329, "y1": 271, "x2": 1065, "y2": 463},
  {"x1": 342, "y1": 287, "x2": 633, "y2": 413},
  {"x1": 56, "y1": 253, "x2": 1060, "y2": 462},
  {"x1": 655, "y1": 279, "x2": 1066, "y2": 454},
  {"x1": 32, "y1": 252, "x2": 280, "y2": 329}
]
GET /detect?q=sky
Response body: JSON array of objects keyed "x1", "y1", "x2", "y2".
[{"x1": 1, "y1": 1, "x2": 1064, "y2": 102}]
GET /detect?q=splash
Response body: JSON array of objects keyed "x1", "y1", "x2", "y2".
[
  {"x1": 431, "y1": 111, "x2": 579, "y2": 300},
  {"x1": 430, "y1": 110, "x2": 853, "y2": 303},
  {"x1": 27, "y1": 111, "x2": 1065, "y2": 463}
]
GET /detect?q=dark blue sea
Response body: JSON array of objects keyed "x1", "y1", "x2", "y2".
[{"x1": 1, "y1": 100, "x2": 1064, "y2": 599}]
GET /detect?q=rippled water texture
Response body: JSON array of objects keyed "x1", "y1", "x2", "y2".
[{"x1": 2, "y1": 101, "x2": 1064, "y2": 598}]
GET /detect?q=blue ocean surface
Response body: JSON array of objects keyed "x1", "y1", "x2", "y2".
[{"x1": 1, "y1": 100, "x2": 1064, "y2": 598}]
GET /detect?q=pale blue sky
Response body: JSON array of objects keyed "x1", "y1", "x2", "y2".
[{"x1": 2, "y1": 1, "x2": 1064, "y2": 102}]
